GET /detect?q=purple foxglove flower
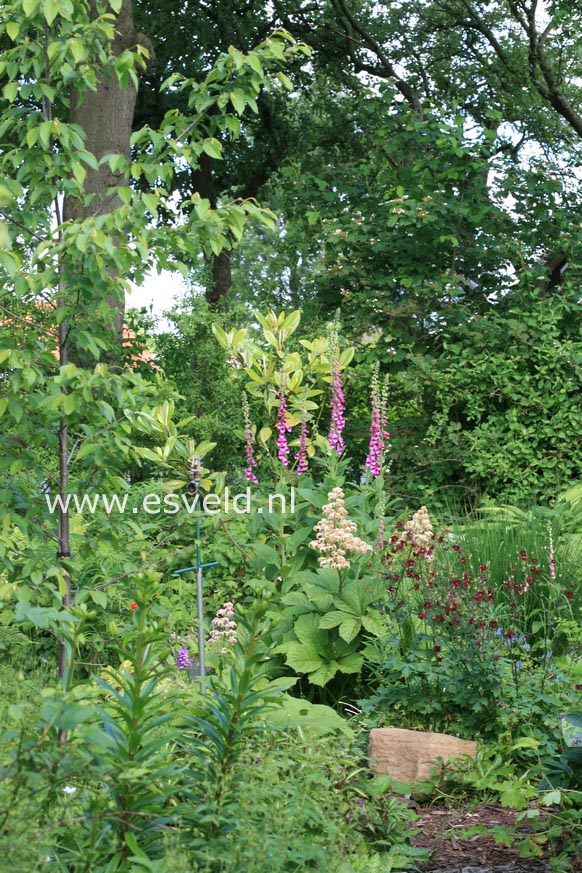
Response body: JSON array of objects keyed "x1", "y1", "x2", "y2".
[
  {"x1": 177, "y1": 646, "x2": 190, "y2": 670},
  {"x1": 328, "y1": 365, "x2": 345, "y2": 455},
  {"x1": 243, "y1": 395, "x2": 258, "y2": 484},
  {"x1": 295, "y1": 411, "x2": 309, "y2": 475},
  {"x1": 366, "y1": 396, "x2": 384, "y2": 478},
  {"x1": 276, "y1": 387, "x2": 292, "y2": 466}
]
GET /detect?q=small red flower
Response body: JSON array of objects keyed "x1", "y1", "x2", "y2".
[
  {"x1": 130, "y1": 601, "x2": 138, "y2": 610},
  {"x1": 434, "y1": 644, "x2": 441, "y2": 653},
  {"x1": 567, "y1": 591, "x2": 574, "y2": 600}
]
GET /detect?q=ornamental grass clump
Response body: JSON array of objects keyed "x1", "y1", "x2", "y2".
[{"x1": 310, "y1": 486, "x2": 371, "y2": 570}]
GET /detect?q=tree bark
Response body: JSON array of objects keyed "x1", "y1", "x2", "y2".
[
  {"x1": 207, "y1": 249, "x2": 232, "y2": 306},
  {"x1": 64, "y1": 0, "x2": 138, "y2": 345}
]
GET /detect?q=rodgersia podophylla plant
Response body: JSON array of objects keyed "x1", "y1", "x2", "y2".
[
  {"x1": 310, "y1": 486, "x2": 371, "y2": 570},
  {"x1": 405, "y1": 505, "x2": 434, "y2": 551},
  {"x1": 209, "y1": 601, "x2": 238, "y2": 655}
]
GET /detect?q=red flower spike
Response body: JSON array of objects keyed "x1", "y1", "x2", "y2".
[{"x1": 130, "y1": 601, "x2": 138, "y2": 610}]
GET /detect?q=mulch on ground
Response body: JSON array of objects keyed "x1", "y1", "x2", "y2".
[{"x1": 409, "y1": 802, "x2": 562, "y2": 872}]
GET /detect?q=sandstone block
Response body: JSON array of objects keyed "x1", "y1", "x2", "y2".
[{"x1": 368, "y1": 727, "x2": 477, "y2": 784}]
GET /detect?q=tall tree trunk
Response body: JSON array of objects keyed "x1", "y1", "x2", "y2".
[
  {"x1": 190, "y1": 157, "x2": 234, "y2": 306},
  {"x1": 64, "y1": 0, "x2": 138, "y2": 345},
  {"x1": 207, "y1": 250, "x2": 232, "y2": 306},
  {"x1": 57, "y1": 0, "x2": 137, "y2": 686}
]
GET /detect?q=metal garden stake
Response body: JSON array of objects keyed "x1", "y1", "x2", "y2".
[{"x1": 174, "y1": 455, "x2": 219, "y2": 692}]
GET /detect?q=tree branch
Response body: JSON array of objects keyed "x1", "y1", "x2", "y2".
[{"x1": 330, "y1": 0, "x2": 423, "y2": 117}]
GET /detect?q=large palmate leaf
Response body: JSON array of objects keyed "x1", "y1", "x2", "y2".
[
  {"x1": 276, "y1": 613, "x2": 363, "y2": 685},
  {"x1": 319, "y1": 580, "x2": 383, "y2": 642}
]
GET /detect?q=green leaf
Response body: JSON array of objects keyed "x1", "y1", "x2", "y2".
[
  {"x1": 282, "y1": 309, "x2": 301, "y2": 335},
  {"x1": 361, "y1": 613, "x2": 383, "y2": 636},
  {"x1": 63, "y1": 394, "x2": 77, "y2": 415},
  {"x1": 541, "y1": 790, "x2": 562, "y2": 806},
  {"x1": 6, "y1": 21, "x2": 20, "y2": 41},
  {"x1": 284, "y1": 640, "x2": 324, "y2": 674},
  {"x1": 3, "y1": 82, "x2": 18, "y2": 103},
  {"x1": 293, "y1": 612, "x2": 326, "y2": 648},
  {"x1": 42, "y1": 0, "x2": 60, "y2": 26},
  {"x1": 263, "y1": 329, "x2": 278, "y2": 348},
  {"x1": 338, "y1": 619, "x2": 360, "y2": 643},
  {"x1": 510, "y1": 737, "x2": 540, "y2": 750},
  {"x1": 335, "y1": 651, "x2": 363, "y2": 674},
  {"x1": 230, "y1": 89, "x2": 246, "y2": 114},
  {"x1": 202, "y1": 138, "x2": 223, "y2": 159},
  {"x1": 309, "y1": 661, "x2": 342, "y2": 686},
  {"x1": 211, "y1": 322, "x2": 228, "y2": 348},
  {"x1": 276, "y1": 72, "x2": 293, "y2": 91},
  {"x1": 7, "y1": 396, "x2": 23, "y2": 423},
  {"x1": 319, "y1": 610, "x2": 346, "y2": 630},
  {"x1": 266, "y1": 695, "x2": 352, "y2": 736},
  {"x1": 258, "y1": 426, "x2": 272, "y2": 444},
  {"x1": 287, "y1": 526, "x2": 313, "y2": 551},
  {"x1": 22, "y1": 0, "x2": 39, "y2": 17},
  {"x1": 69, "y1": 38, "x2": 85, "y2": 64},
  {"x1": 142, "y1": 192, "x2": 159, "y2": 215},
  {"x1": 339, "y1": 347, "x2": 355, "y2": 368},
  {"x1": 252, "y1": 544, "x2": 280, "y2": 566},
  {"x1": 90, "y1": 589, "x2": 108, "y2": 607}
]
